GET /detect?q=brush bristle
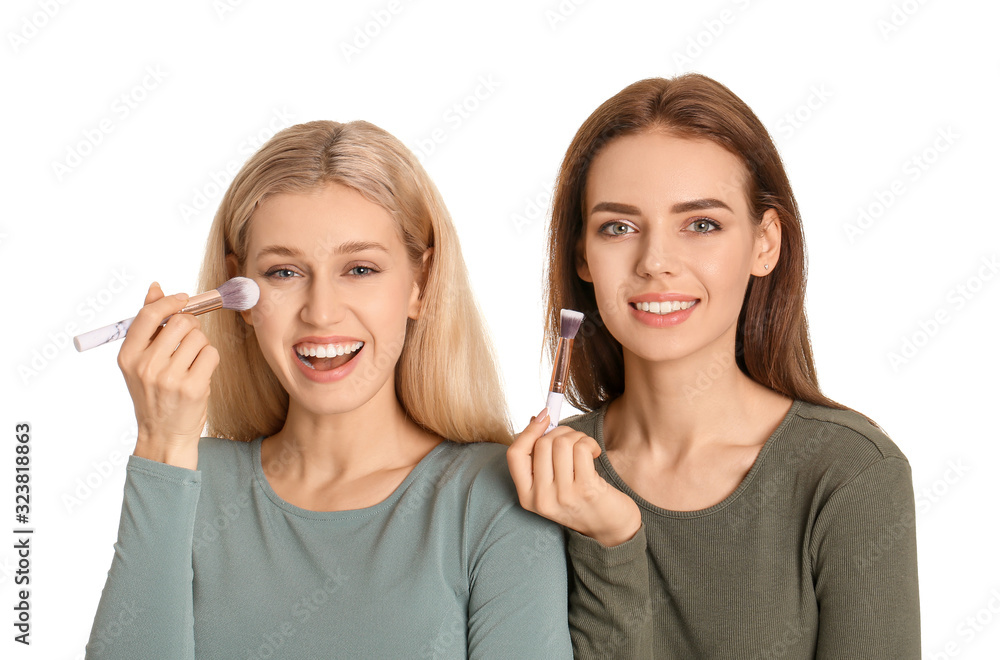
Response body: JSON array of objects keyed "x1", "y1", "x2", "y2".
[
  {"x1": 559, "y1": 309, "x2": 585, "y2": 340},
  {"x1": 216, "y1": 277, "x2": 260, "y2": 311}
]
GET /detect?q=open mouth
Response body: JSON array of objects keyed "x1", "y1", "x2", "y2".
[
  {"x1": 294, "y1": 341, "x2": 364, "y2": 371},
  {"x1": 629, "y1": 300, "x2": 697, "y2": 315}
]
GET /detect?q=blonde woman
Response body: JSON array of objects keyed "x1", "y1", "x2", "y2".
[{"x1": 86, "y1": 121, "x2": 571, "y2": 658}]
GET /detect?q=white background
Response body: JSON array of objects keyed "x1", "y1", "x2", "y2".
[{"x1": 2, "y1": 0, "x2": 998, "y2": 657}]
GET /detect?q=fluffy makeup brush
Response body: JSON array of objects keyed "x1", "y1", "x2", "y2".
[
  {"x1": 544, "y1": 309, "x2": 585, "y2": 432},
  {"x1": 73, "y1": 277, "x2": 260, "y2": 352}
]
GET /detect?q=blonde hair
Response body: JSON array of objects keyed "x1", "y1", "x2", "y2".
[{"x1": 198, "y1": 120, "x2": 512, "y2": 444}]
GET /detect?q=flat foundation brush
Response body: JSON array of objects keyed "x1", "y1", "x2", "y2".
[{"x1": 544, "y1": 309, "x2": 585, "y2": 432}]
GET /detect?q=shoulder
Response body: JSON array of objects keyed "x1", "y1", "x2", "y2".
[
  {"x1": 428, "y1": 440, "x2": 517, "y2": 506},
  {"x1": 787, "y1": 401, "x2": 906, "y2": 459},
  {"x1": 194, "y1": 436, "x2": 255, "y2": 484},
  {"x1": 774, "y1": 401, "x2": 911, "y2": 491},
  {"x1": 197, "y1": 435, "x2": 253, "y2": 461}
]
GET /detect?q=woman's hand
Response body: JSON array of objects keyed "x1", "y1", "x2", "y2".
[
  {"x1": 507, "y1": 410, "x2": 642, "y2": 547},
  {"x1": 117, "y1": 282, "x2": 220, "y2": 469}
]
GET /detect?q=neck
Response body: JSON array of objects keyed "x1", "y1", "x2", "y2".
[
  {"x1": 607, "y1": 335, "x2": 782, "y2": 457},
  {"x1": 264, "y1": 379, "x2": 434, "y2": 483}
]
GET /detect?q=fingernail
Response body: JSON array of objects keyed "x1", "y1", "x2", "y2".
[
  {"x1": 175, "y1": 292, "x2": 190, "y2": 302},
  {"x1": 535, "y1": 407, "x2": 549, "y2": 421},
  {"x1": 150, "y1": 281, "x2": 160, "y2": 290}
]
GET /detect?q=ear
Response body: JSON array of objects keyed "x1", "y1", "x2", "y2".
[
  {"x1": 408, "y1": 247, "x2": 433, "y2": 320},
  {"x1": 751, "y1": 208, "x2": 781, "y2": 277},
  {"x1": 226, "y1": 253, "x2": 254, "y2": 327},
  {"x1": 575, "y1": 236, "x2": 593, "y2": 283}
]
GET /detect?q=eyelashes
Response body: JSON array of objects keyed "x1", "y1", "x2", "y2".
[
  {"x1": 261, "y1": 263, "x2": 382, "y2": 280},
  {"x1": 685, "y1": 218, "x2": 721, "y2": 233},
  {"x1": 596, "y1": 217, "x2": 722, "y2": 236}
]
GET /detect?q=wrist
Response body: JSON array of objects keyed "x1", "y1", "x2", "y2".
[
  {"x1": 589, "y1": 506, "x2": 642, "y2": 547},
  {"x1": 134, "y1": 432, "x2": 199, "y2": 470}
]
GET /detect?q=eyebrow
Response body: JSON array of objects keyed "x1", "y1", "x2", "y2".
[
  {"x1": 256, "y1": 240, "x2": 389, "y2": 259},
  {"x1": 590, "y1": 198, "x2": 734, "y2": 216}
]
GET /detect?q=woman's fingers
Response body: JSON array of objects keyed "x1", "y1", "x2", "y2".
[
  {"x1": 143, "y1": 281, "x2": 164, "y2": 305},
  {"x1": 122, "y1": 284, "x2": 190, "y2": 354},
  {"x1": 507, "y1": 409, "x2": 550, "y2": 499},
  {"x1": 551, "y1": 432, "x2": 578, "y2": 493}
]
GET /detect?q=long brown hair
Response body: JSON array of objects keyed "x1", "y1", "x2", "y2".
[
  {"x1": 199, "y1": 120, "x2": 512, "y2": 443},
  {"x1": 546, "y1": 74, "x2": 845, "y2": 412}
]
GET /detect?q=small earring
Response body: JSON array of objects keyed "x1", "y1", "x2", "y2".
[{"x1": 764, "y1": 264, "x2": 769, "y2": 270}]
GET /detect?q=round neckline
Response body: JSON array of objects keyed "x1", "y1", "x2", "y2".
[
  {"x1": 592, "y1": 399, "x2": 802, "y2": 519},
  {"x1": 249, "y1": 437, "x2": 451, "y2": 521}
]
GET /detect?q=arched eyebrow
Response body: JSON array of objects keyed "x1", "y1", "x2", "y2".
[
  {"x1": 590, "y1": 202, "x2": 641, "y2": 216},
  {"x1": 256, "y1": 241, "x2": 388, "y2": 259},
  {"x1": 590, "y1": 198, "x2": 734, "y2": 216},
  {"x1": 670, "y1": 198, "x2": 733, "y2": 214}
]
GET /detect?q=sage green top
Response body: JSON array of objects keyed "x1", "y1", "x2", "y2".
[
  {"x1": 564, "y1": 400, "x2": 920, "y2": 659},
  {"x1": 86, "y1": 437, "x2": 572, "y2": 659}
]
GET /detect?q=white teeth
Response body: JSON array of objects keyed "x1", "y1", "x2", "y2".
[
  {"x1": 635, "y1": 300, "x2": 696, "y2": 315},
  {"x1": 295, "y1": 341, "x2": 364, "y2": 357}
]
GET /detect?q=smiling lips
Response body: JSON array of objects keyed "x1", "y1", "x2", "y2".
[
  {"x1": 293, "y1": 338, "x2": 365, "y2": 380},
  {"x1": 628, "y1": 295, "x2": 699, "y2": 327}
]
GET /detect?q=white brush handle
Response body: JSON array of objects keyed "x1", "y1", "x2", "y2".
[
  {"x1": 545, "y1": 391, "x2": 564, "y2": 433},
  {"x1": 74, "y1": 317, "x2": 136, "y2": 352},
  {"x1": 74, "y1": 290, "x2": 223, "y2": 352}
]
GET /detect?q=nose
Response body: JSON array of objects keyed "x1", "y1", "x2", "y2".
[
  {"x1": 299, "y1": 277, "x2": 346, "y2": 327},
  {"x1": 636, "y1": 225, "x2": 680, "y2": 278}
]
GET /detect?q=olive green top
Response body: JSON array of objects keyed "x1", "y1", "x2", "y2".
[{"x1": 564, "y1": 400, "x2": 920, "y2": 659}]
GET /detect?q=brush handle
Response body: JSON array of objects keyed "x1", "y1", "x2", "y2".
[
  {"x1": 544, "y1": 391, "x2": 564, "y2": 433},
  {"x1": 73, "y1": 291, "x2": 222, "y2": 352},
  {"x1": 74, "y1": 317, "x2": 137, "y2": 352}
]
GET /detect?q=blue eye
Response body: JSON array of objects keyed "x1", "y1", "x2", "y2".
[
  {"x1": 349, "y1": 265, "x2": 378, "y2": 276},
  {"x1": 599, "y1": 221, "x2": 636, "y2": 236},
  {"x1": 264, "y1": 267, "x2": 297, "y2": 279},
  {"x1": 686, "y1": 218, "x2": 720, "y2": 233}
]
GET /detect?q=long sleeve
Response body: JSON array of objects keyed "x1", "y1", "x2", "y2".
[
  {"x1": 86, "y1": 456, "x2": 202, "y2": 659},
  {"x1": 566, "y1": 525, "x2": 653, "y2": 660},
  {"x1": 810, "y1": 456, "x2": 921, "y2": 658},
  {"x1": 466, "y1": 479, "x2": 573, "y2": 658}
]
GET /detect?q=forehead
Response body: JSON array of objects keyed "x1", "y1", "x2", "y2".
[
  {"x1": 247, "y1": 182, "x2": 404, "y2": 255},
  {"x1": 586, "y1": 132, "x2": 749, "y2": 213}
]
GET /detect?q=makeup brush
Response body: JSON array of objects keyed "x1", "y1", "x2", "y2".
[
  {"x1": 73, "y1": 277, "x2": 260, "y2": 352},
  {"x1": 544, "y1": 309, "x2": 585, "y2": 432}
]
